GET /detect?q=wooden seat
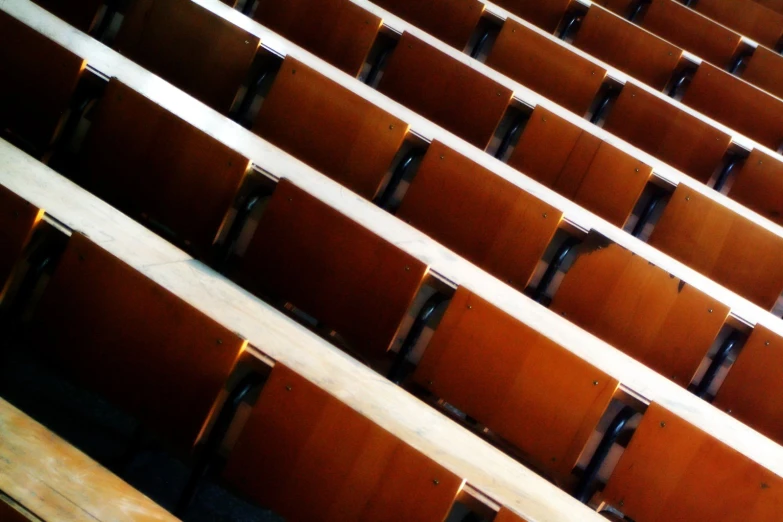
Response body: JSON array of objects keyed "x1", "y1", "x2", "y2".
[
  {"x1": 0, "y1": 10, "x2": 84, "y2": 154},
  {"x1": 594, "y1": 0, "x2": 634, "y2": 14},
  {"x1": 253, "y1": 0, "x2": 381, "y2": 77},
  {"x1": 681, "y1": 63, "x2": 783, "y2": 151},
  {"x1": 728, "y1": 149, "x2": 783, "y2": 226},
  {"x1": 755, "y1": 0, "x2": 783, "y2": 14},
  {"x1": 235, "y1": 179, "x2": 428, "y2": 361},
  {"x1": 377, "y1": 32, "x2": 513, "y2": 149},
  {"x1": 30, "y1": 0, "x2": 103, "y2": 33},
  {"x1": 510, "y1": 106, "x2": 652, "y2": 227},
  {"x1": 485, "y1": 18, "x2": 607, "y2": 116},
  {"x1": 602, "y1": 403, "x2": 783, "y2": 521},
  {"x1": 222, "y1": 364, "x2": 463, "y2": 522},
  {"x1": 79, "y1": 79, "x2": 249, "y2": 258},
  {"x1": 32, "y1": 233, "x2": 247, "y2": 451},
  {"x1": 0, "y1": 185, "x2": 43, "y2": 298},
  {"x1": 639, "y1": 0, "x2": 743, "y2": 70},
  {"x1": 491, "y1": 0, "x2": 572, "y2": 33},
  {"x1": 572, "y1": 6, "x2": 683, "y2": 91},
  {"x1": 603, "y1": 83, "x2": 732, "y2": 184},
  {"x1": 114, "y1": 0, "x2": 259, "y2": 112},
  {"x1": 495, "y1": 508, "x2": 528, "y2": 522},
  {"x1": 370, "y1": 0, "x2": 484, "y2": 51},
  {"x1": 692, "y1": 0, "x2": 783, "y2": 49},
  {"x1": 253, "y1": 57, "x2": 408, "y2": 201},
  {"x1": 741, "y1": 46, "x2": 783, "y2": 100},
  {"x1": 396, "y1": 141, "x2": 561, "y2": 294},
  {"x1": 648, "y1": 184, "x2": 783, "y2": 311},
  {"x1": 550, "y1": 237, "x2": 729, "y2": 385},
  {"x1": 413, "y1": 287, "x2": 618, "y2": 482}
]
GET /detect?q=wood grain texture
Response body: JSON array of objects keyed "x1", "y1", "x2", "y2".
[
  {"x1": 491, "y1": 0, "x2": 571, "y2": 33},
  {"x1": 604, "y1": 83, "x2": 731, "y2": 184},
  {"x1": 377, "y1": 32, "x2": 513, "y2": 150},
  {"x1": 486, "y1": 18, "x2": 606, "y2": 116},
  {"x1": 29, "y1": 0, "x2": 102, "y2": 32},
  {"x1": 370, "y1": 0, "x2": 483, "y2": 50},
  {"x1": 254, "y1": 57, "x2": 407, "y2": 200},
  {"x1": 236, "y1": 179, "x2": 428, "y2": 359},
  {"x1": 551, "y1": 239, "x2": 729, "y2": 385},
  {"x1": 413, "y1": 288, "x2": 618, "y2": 481},
  {"x1": 594, "y1": 0, "x2": 635, "y2": 15},
  {"x1": 253, "y1": 0, "x2": 380, "y2": 77},
  {"x1": 32, "y1": 233, "x2": 247, "y2": 451},
  {"x1": 649, "y1": 184, "x2": 783, "y2": 311},
  {"x1": 603, "y1": 403, "x2": 783, "y2": 522},
  {"x1": 741, "y1": 46, "x2": 783, "y2": 100},
  {"x1": 729, "y1": 148, "x2": 783, "y2": 226},
  {"x1": 396, "y1": 140, "x2": 561, "y2": 294},
  {"x1": 80, "y1": 79, "x2": 248, "y2": 258},
  {"x1": 114, "y1": 0, "x2": 258, "y2": 112},
  {"x1": 692, "y1": 0, "x2": 783, "y2": 49},
  {"x1": 0, "y1": 398, "x2": 176, "y2": 521},
  {"x1": 510, "y1": 106, "x2": 651, "y2": 227},
  {"x1": 222, "y1": 364, "x2": 463, "y2": 522},
  {"x1": 573, "y1": 6, "x2": 682, "y2": 91},
  {"x1": 0, "y1": 10, "x2": 83, "y2": 152},
  {"x1": 0, "y1": 184, "x2": 42, "y2": 297}
]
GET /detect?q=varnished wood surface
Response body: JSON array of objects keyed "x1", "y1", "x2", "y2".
[
  {"x1": 741, "y1": 46, "x2": 783, "y2": 100},
  {"x1": 729, "y1": 149, "x2": 783, "y2": 226},
  {"x1": 754, "y1": 0, "x2": 783, "y2": 14},
  {"x1": 29, "y1": 0, "x2": 102, "y2": 33},
  {"x1": 692, "y1": 0, "x2": 783, "y2": 49},
  {"x1": 0, "y1": 184, "x2": 42, "y2": 296},
  {"x1": 0, "y1": 397, "x2": 177, "y2": 521},
  {"x1": 254, "y1": 57, "x2": 408, "y2": 201},
  {"x1": 495, "y1": 508, "x2": 528, "y2": 522},
  {"x1": 491, "y1": 0, "x2": 571, "y2": 33},
  {"x1": 377, "y1": 32, "x2": 513, "y2": 149}
]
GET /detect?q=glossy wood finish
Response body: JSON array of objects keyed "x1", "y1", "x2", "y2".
[
  {"x1": 682, "y1": 63, "x2": 783, "y2": 151},
  {"x1": 0, "y1": 184, "x2": 42, "y2": 296},
  {"x1": 370, "y1": 0, "x2": 484, "y2": 50},
  {"x1": 254, "y1": 57, "x2": 408, "y2": 200},
  {"x1": 0, "y1": 398, "x2": 177, "y2": 522},
  {"x1": 0, "y1": 10, "x2": 83, "y2": 152},
  {"x1": 572, "y1": 6, "x2": 682, "y2": 91},
  {"x1": 495, "y1": 508, "x2": 528, "y2": 522},
  {"x1": 254, "y1": 0, "x2": 380, "y2": 77},
  {"x1": 486, "y1": 18, "x2": 606, "y2": 116},
  {"x1": 692, "y1": 0, "x2": 783, "y2": 49},
  {"x1": 236, "y1": 179, "x2": 428, "y2": 359},
  {"x1": 729, "y1": 149, "x2": 783, "y2": 226},
  {"x1": 222, "y1": 364, "x2": 463, "y2": 522},
  {"x1": 510, "y1": 106, "x2": 651, "y2": 227},
  {"x1": 604, "y1": 83, "x2": 731, "y2": 184},
  {"x1": 30, "y1": 0, "x2": 102, "y2": 33},
  {"x1": 603, "y1": 403, "x2": 783, "y2": 522},
  {"x1": 114, "y1": 0, "x2": 258, "y2": 112},
  {"x1": 414, "y1": 288, "x2": 618, "y2": 481},
  {"x1": 742, "y1": 46, "x2": 783, "y2": 100},
  {"x1": 396, "y1": 141, "x2": 561, "y2": 294},
  {"x1": 649, "y1": 184, "x2": 783, "y2": 310},
  {"x1": 551, "y1": 240, "x2": 729, "y2": 385},
  {"x1": 33, "y1": 233, "x2": 247, "y2": 451},
  {"x1": 80, "y1": 80, "x2": 248, "y2": 258},
  {"x1": 754, "y1": 0, "x2": 783, "y2": 14},
  {"x1": 377, "y1": 32, "x2": 513, "y2": 149},
  {"x1": 492, "y1": 0, "x2": 571, "y2": 33}
]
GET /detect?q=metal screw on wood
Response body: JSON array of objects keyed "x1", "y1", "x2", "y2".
[
  {"x1": 432, "y1": 479, "x2": 440, "y2": 486},
  {"x1": 593, "y1": 381, "x2": 599, "y2": 386},
  {"x1": 285, "y1": 385, "x2": 293, "y2": 391},
  {"x1": 217, "y1": 339, "x2": 223, "y2": 345},
  {"x1": 660, "y1": 421, "x2": 666, "y2": 428},
  {"x1": 766, "y1": 341, "x2": 771, "y2": 346}
]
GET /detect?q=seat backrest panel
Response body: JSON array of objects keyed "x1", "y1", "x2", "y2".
[
  {"x1": 693, "y1": 0, "x2": 783, "y2": 49},
  {"x1": 495, "y1": 508, "x2": 528, "y2": 522},
  {"x1": 741, "y1": 46, "x2": 783, "y2": 101},
  {"x1": 728, "y1": 149, "x2": 783, "y2": 226},
  {"x1": 371, "y1": 0, "x2": 484, "y2": 50},
  {"x1": 492, "y1": 0, "x2": 572, "y2": 33},
  {"x1": 0, "y1": 185, "x2": 42, "y2": 297}
]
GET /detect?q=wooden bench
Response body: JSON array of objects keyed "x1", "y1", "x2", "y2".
[
  {"x1": 491, "y1": 0, "x2": 571, "y2": 34},
  {"x1": 0, "y1": 185, "x2": 43, "y2": 299},
  {"x1": 485, "y1": 18, "x2": 606, "y2": 117},
  {"x1": 377, "y1": 31, "x2": 513, "y2": 150},
  {"x1": 396, "y1": 140, "x2": 561, "y2": 294},
  {"x1": 728, "y1": 149, "x2": 783, "y2": 226},
  {"x1": 114, "y1": 0, "x2": 259, "y2": 112},
  {"x1": 30, "y1": 0, "x2": 103, "y2": 33},
  {"x1": 253, "y1": 0, "x2": 381, "y2": 77},
  {"x1": 550, "y1": 238, "x2": 729, "y2": 386},
  {"x1": 253, "y1": 57, "x2": 408, "y2": 201},
  {"x1": 603, "y1": 83, "x2": 732, "y2": 184},
  {"x1": 221, "y1": 363, "x2": 464, "y2": 521},
  {"x1": 510, "y1": 106, "x2": 652, "y2": 227},
  {"x1": 741, "y1": 46, "x2": 783, "y2": 100},
  {"x1": 648, "y1": 184, "x2": 783, "y2": 311},
  {"x1": 413, "y1": 287, "x2": 618, "y2": 483},
  {"x1": 79, "y1": 79, "x2": 249, "y2": 258},
  {"x1": 691, "y1": 0, "x2": 783, "y2": 49}
]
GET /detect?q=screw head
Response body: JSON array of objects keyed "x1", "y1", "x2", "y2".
[
  {"x1": 440, "y1": 155, "x2": 445, "y2": 160},
  {"x1": 766, "y1": 341, "x2": 771, "y2": 346},
  {"x1": 685, "y1": 196, "x2": 691, "y2": 201},
  {"x1": 217, "y1": 339, "x2": 223, "y2": 345},
  {"x1": 389, "y1": 124, "x2": 395, "y2": 130},
  {"x1": 467, "y1": 304, "x2": 473, "y2": 310},
  {"x1": 593, "y1": 380, "x2": 599, "y2": 386},
  {"x1": 285, "y1": 385, "x2": 293, "y2": 391},
  {"x1": 660, "y1": 421, "x2": 666, "y2": 428},
  {"x1": 404, "y1": 265, "x2": 411, "y2": 271},
  {"x1": 542, "y1": 212, "x2": 548, "y2": 218},
  {"x1": 635, "y1": 168, "x2": 640, "y2": 172},
  {"x1": 432, "y1": 479, "x2": 440, "y2": 486},
  {"x1": 292, "y1": 69, "x2": 296, "y2": 75}
]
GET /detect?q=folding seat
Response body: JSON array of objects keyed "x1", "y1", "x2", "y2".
[
  {"x1": 550, "y1": 238, "x2": 729, "y2": 385},
  {"x1": 114, "y1": 0, "x2": 259, "y2": 113},
  {"x1": 681, "y1": 63, "x2": 783, "y2": 152},
  {"x1": 0, "y1": 10, "x2": 85, "y2": 155},
  {"x1": 491, "y1": 0, "x2": 572, "y2": 34},
  {"x1": 755, "y1": 0, "x2": 783, "y2": 14},
  {"x1": 252, "y1": 0, "x2": 381, "y2": 77},
  {"x1": 252, "y1": 57, "x2": 408, "y2": 201},
  {"x1": 727, "y1": 149, "x2": 783, "y2": 226},
  {"x1": 413, "y1": 287, "x2": 618, "y2": 482},
  {"x1": 601, "y1": 403, "x2": 783, "y2": 521},
  {"x1": 366, "y1": 0, "x2": 484, "y2": 51},
  {"x1": 648, "y1": 184, "x2": 783, "y2": 311},
  {"x1": 603, "y1": 83, "x2": 732, "y2": 185},
  {"x1": 691, "y1": 0, "x2": 783, "y2": 49},
  {"x1": 376, "y1": 32, "x2": 514, "y2": 150},
  {"x1": 396, "y1": 140, "x2": 561, "y2": 294},
  {"x1": 30, "y1": 0, "x2": 104, "y2": 33},
  {"x1": 31, "y1": 233, "x2": 248, "y2": 452},
  {"x1": 509, "y1": 106, "x2": 652, "y2": 227},
  {"x1": 234, "y1": 179, "x2": 428, "y2": 363},
  {"x1": 741, "y1": 47, "x2": 783, "y2": 100},
  {"x1": 78, "y1": 80, "x2": 249, "y2": 259},
  {"x1": 0, "y1": 186, "x2": 43, "y2": 298},
  {"x1": 572, "y1": 6, "x2": 683, "y2": 91},
  {"x1": 221, "y1": 364, "x2": 464, "y2": 522},
  {"x1": 485, "y1": 18, "x2": 607, "y2": 117},
  {"x1": 495, "y1": 508, "x2": 527, "y2": 522}
]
